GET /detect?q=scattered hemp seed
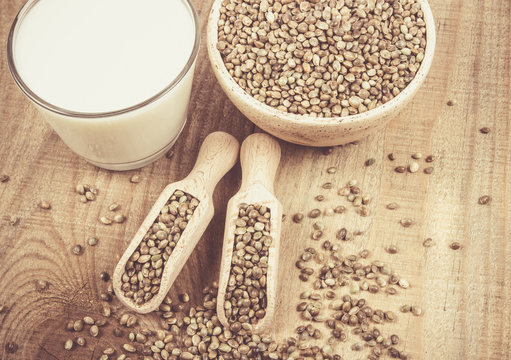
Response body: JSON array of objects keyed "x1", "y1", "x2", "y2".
[
  {"x1": 400, "y1": 219, "x2": 415, "y2": 228},
  {"x1": 99, "y1": 271, "x2": 110, "y2": 282},
  {"x1": 35, "y1": 280, "x2": 49, "y2": 292},
  {"x1": 425, "y1": 155, "x2": 436, "y2": 162},
  {"x1": 478, "y1": 195, "x2": 491, "y2": 205},
  {"x1": 113, "y1": 214, "x2": 126, "y2": 223},
  {"x1": 38, "y1": 201, "x2": 51, "y2": 210},
  {"x1": 90, "y1": 325, "x2": 99, "y2": 337},
  {"x1": 100, "y1": 216, "x2": 112, "y2": 225},
  {"x1": 395, "y1": 166, "x2": 406, "y2": 173},
  {"x1": 0, "y1": 175, "x2": 9, "y2": 183},
  {"x1": 365, "y1": 158, "x2": 376, "y2": 167},
  {"x1": 408, "y1": 162, "x2": 420, "y2": 173},
  {"x1": 87, "y1": 237, "x2": 98, "y2": 246},
  {"x1": 423, "y1": 238, "x2": 435, "y2": 247},
  {"x1": 165, "y1": 149, "x2": 174, "y2": 159},
  {"x1": 386, "y1": 202, "x2": 399, "y2": 210},
  {"x1": 424, "y1": 167, "x2": 434, "y2": 174},
  {"x1": 334, "y1": 205, "x2": 346, "y2": 214},
  {"x1": 72, "y1": 244, "x2": 83, "y2": 255},
  {"x1": 450, "y1": 242, "x2": 462, "y2": 250},
  {"x1": 178, "y1": 293, "x2": 190, "y2": 303},
  {"x1": 109, "y1": 203, "x2": 120, "y2": 211},
  {"x1": 292, "y1": 213, "x2": 304, "y2": 223},
  {"x1": 386, "y1": 245, "x2": 399, "y2": 254},
  {"x1": 83, "y1": 316, "x2": 94, "y2": 325},
  {"x1": 447, "y1": 100, "x2": 456, "y2": 106},
  {"x1": 322, "y1": 182, "x2": 333, "y2": 189},
  {"x1": 388, "y1": 153, "x2": 396, "y2": 161},
  {"x1": 327, "y1": 167, "x2": 337, "y2": 174},
  {"x1": 76, "y1": 337, "x2": 86, "y2": 347},
  {"x1": 479, "y1": 127, "x2": 491, "y2": 134},
  {"x1": 64, "y1": 339, "x2": 73, "y2": 351},
  {"x1": 411, "y1": 153, "x2": 422, "y2": 160},
  {"x1": 400, "y1": 305, "x2": 411, "y2": 313},
  {"x1": 322, "y1": 147, "x2": 334, "y2": 155},
  {"x1": 73, "y1": 320, "x2": 84, "y2": 332},
  {"x1": 130, "y1": 175, "x2": 141, "y2": 183},
  {"x1": 315, "y1": 195, "x2": 325, "y2": 202},
  {"x1": 309, "y1": 209, "x2": 321, "y2": 218},
  {"x1": 411, "y1": 306, "x2": 423, "y2": 316}
]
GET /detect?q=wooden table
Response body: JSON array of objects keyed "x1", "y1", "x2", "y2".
[{"x1": 1, "y1": 0, "x2": 510, "y2": 359}]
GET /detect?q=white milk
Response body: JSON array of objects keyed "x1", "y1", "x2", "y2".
[{"x1": 9, "y1": 0, "x2": 199, "y2": 170}]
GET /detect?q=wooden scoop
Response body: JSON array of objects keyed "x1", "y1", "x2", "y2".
[
  {"x1": 216, "y1": 133, "x2": 282, "y2": 333},
  {"x1": 113, "y1": 131, "x2": 240, "y2": 314}
]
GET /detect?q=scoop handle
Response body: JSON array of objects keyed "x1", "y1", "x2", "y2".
[
  {"x1": 186, "y1": 131, "x2": 240, "y2": 195},
  {"x1": 239, "y1": 133, "x2": 281, "y2": 193}
]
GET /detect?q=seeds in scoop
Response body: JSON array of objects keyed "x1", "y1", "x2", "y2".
[
  {"x1": 72, "y1": 244, "x2": 83, "y2": 255},
  {"x1": 99, "y1": 216, "x2": 112, "y2": 225},
  {"x1": 424, "y1": 167, "x2": 434, "y2": 174},
  {"x1": 113, "y1": 214, "x2": 126, "y2": 223},
  {"x1": 479, "y1": 127, "x2": 491, "y2": 134},
  {"x1": 38, "y1": 201, "x2": 51, "y2": 210},
  {"x1": 120, "y1": 190, "x2": 199, "y2": 306},
  {"x1": 365, "y1": 158, "x2": 376, "y2": 167},
  {"x1": 225, "y1": 203, "x2": 271, "y2": 332},
  {"x1": 409, "y1": 162, "x2": 420, "y2": 173},
  {"x1": 99, "y1": 271, "x2": 110, "y2": 282},
  {"x1": 478, "y1": 195, "x2": 491, "y2": 205},
  {"x1": 450, "y1": 242, "x2": 462, "y2": 250},
  {"x1": 292, "y1": 213, "x2": 304, "y2": 223},
  {"x1": 217, "y1": 0, "x2": 427, "y2": 117},
  {"x1": 64, "y1": 339, "x2": 73, "y2": 350},
  {"x1": 0, "y1": 175, "x2": 10, "y2": 183},
  {"x1": 395, "y1": 166, "x2": 406, "y2": 173},
  {"x1": 130, "y1": 175, "x2": 141, "y2": 183},
  {"x1": 87, "y1": 237, "x2": 98, "y2": 246}
]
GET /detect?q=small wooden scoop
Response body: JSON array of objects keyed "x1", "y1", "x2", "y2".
[
  {"x1": 216, "y1": 133, "x2": 282, "y2": 333},
  {"x1": 113, "y1": 131, "x2": 240, "y2": 313}
]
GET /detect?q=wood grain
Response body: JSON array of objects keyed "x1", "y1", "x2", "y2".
[{"x1": 0, "y1": 0, "x2": 510, "y2": 359}]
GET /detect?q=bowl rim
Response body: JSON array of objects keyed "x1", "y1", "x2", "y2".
[{"x1": 207, "y1": 0, "x2": 436, "y2": 126}]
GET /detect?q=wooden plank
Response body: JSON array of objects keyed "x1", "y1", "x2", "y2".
[{"x1": 0, "y1": 0, "x2": 510, "y2": 359}]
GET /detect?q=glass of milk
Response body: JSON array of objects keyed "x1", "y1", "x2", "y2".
[{"x1": 7, "y1": 0, "x2": 200, "y2": 170}]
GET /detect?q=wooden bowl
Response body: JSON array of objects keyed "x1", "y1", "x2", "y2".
[{"x1": 206, "y1": 0, "x2": 436, "y2": 146}]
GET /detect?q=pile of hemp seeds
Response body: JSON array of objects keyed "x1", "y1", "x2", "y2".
[
  {"x1": 120, "y1": 190, "x2": 199, "y2": 306},
  {"x1": 217, "y1": 0, "x2": 427, "y2": 117}
]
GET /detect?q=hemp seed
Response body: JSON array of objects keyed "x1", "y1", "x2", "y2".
[
  {"x1": 478, "y1": 195, "x2": 491, "y2": 205},
  {"x1": 0, "y1": 175, "x2": 9, "y2": 183},
  {"x1": 479, "y1": 127, "x2": 491, "y2": 134}
]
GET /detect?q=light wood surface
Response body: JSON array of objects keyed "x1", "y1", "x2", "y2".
[
  {"x1": 113, "y1": 132, "x2": 239, "y2": 314},
  {"x1": 0, "y1": 0, "x2": 510, "y2": 359},
  {"x1": 216, "y1": 133, "x2": 282, "y2": 333}
]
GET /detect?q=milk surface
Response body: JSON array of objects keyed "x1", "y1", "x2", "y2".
[{"x1": 14, "y1": 0, "x2": 196, "y2": 113}]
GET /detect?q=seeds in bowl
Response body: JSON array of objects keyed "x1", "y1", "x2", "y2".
[
  {"x1": 224, "y1": 203, "x2": 272, "y2": 332},
  {"x1": 217, "y1": 0, "x2": 427, "y2": 117},
  {"x1": 120, "y1": 190, "x2": 199, "y2": 306}
]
